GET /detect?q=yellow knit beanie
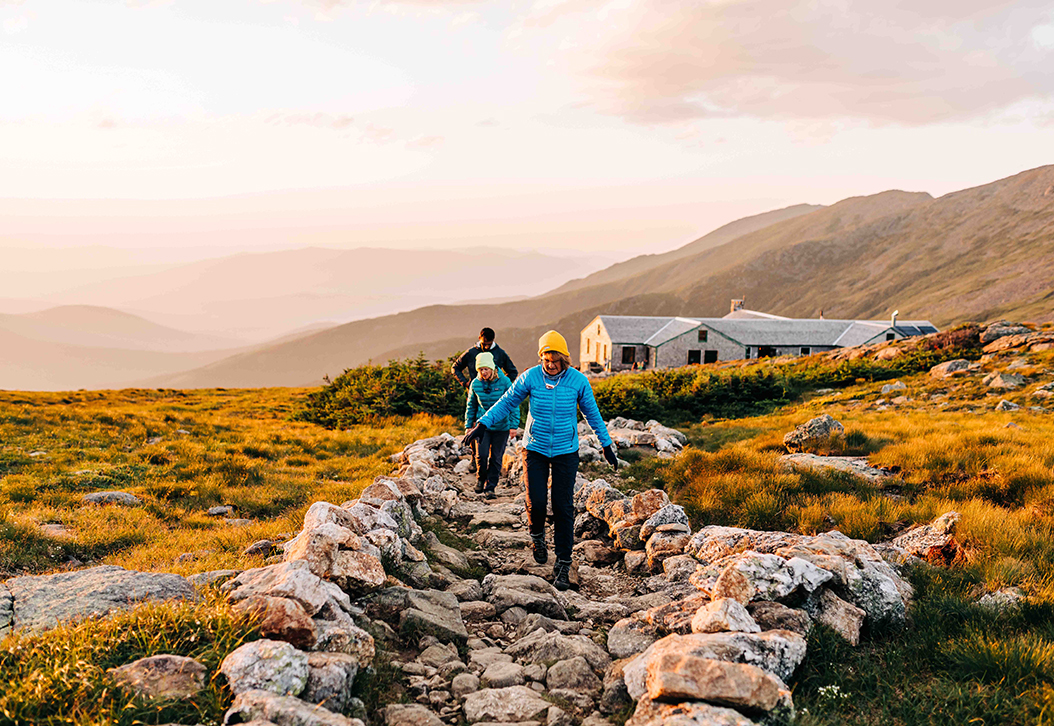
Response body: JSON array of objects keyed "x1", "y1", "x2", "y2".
[{"x1": 538, "y1": 330, "x2": 569, "y2": 357}]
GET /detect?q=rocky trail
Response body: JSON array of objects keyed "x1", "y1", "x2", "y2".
[{"x1": 0, "y1": 412, "x2": 981, "y2": 726}]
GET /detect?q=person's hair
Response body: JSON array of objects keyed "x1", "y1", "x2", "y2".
[
  {"x1": 541, "y1": 351, "x2": 572, "y2": 371},
  {"x1": 479, "y1": 327, "x2": 495, "y2": 342}
]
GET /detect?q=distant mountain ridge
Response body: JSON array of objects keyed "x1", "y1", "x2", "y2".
[{"x1": 149, "y1": 165, "x2": 1054, "y2": 389}]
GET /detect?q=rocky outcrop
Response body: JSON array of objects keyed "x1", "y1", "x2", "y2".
[{"x1": 3, "y1": 566, "x2": 195, "y2": 634}]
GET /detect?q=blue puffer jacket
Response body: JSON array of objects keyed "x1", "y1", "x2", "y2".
[
  {"x1": 465, "y1": 371, "x2": 519, "y2": 431},
  {"x1": 478, "y1": 365, "x2": 612, "y2": 457}
]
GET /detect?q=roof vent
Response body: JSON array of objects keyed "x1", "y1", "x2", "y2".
[{"x1": 730, "y1": 299, "x2": 745, "y2": 313}]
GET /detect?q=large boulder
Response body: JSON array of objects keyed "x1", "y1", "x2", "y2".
[
  {"x1": 929, "y1": 359, "x2": 974, "y2": 379},
  {"x1": 692, "y1": 551, "x2": 833, "y2": 603},
  {"x1": 984, "y1": 372, "x2": 1027, "y2": 389},
  {"x1": 980, "y1": 320, "x2": 1031, "y2": 344},
  {"x1": 282, "y1": 523, "x2": 362, "y2": 577},
  {"x1": 809, "y1": 589, "x2": 866, "y2": 646},
  {"x1": 4, "y1": 565, "x2": 195, "y2": 634},
  {"x1": 220, "y1": 640, "x2": 309, "y2": 696},
  {"x1": 623, "y1": 631, "x2": 807, "y2": 698},
  {"x1": 685, "y1": 526, "x2": 803, "y2": 565},
  {"x1": 643, "y1": 654, "x2": 785, "y2": 713},
  {"x1": 782, "y1": 414, "x2": 844, "y2": 453}
]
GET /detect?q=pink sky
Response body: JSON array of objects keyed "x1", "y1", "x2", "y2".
[{"x1": 2, "y1": 0, "x2": 1052, "y2": 257}]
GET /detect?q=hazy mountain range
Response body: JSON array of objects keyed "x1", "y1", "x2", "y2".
[{"x1": 3, "y1": 165, "x2": 1052, "y2": 390}]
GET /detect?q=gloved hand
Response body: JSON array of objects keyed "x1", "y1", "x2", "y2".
[
  {"x1": 603, "y1": 444, "x2": 619, "y2": 470},
  {"x1": 463, "y1": 423, "x2": 485, "y2": 448}
]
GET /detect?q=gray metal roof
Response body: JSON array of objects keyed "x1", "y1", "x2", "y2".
[{"x1": 593, "y1": 314, "x2": 938, "y2": 348}]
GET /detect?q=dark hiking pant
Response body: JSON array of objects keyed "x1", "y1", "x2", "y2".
[
  {"x1": 476, "y1": 429, "x2": 510, "y2": 492},
  {"x1": 524, "y1": 449, "x2": 579, "y2": 562}
]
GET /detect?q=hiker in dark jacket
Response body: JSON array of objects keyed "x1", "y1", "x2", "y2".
[
  {"x1": 465, "y1": 352, "x2": 519, "y2": 498},
  {"x1": 452, "y1": 327, "x2": 518, "y2": 388},
  {"x1": 464, "y1": 330, "x2": 617, "y2": 592}
]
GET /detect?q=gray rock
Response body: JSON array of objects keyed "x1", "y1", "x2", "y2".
[
  {"x1": 208, "y1": 505, "x2": 234, "y2": 516},
  {"x1": 984, "y1": 372, "x2": 1026, "y2": 389},
  {"x1": 891, "y1": 511, "x2": 962, "y2": 565},
  {"x1": 383, "y1": 704, "x2": 444, "y2": 726},
  {"x1": 626, "y1": 696, "x2": 756, "y2": 726},
  {"x1": 108, "y1": 654, "x2": 206, "y2": 700},
  {"x1": 517, "y1": 612, "x2": 581, "y2": 637},
  {"x1": 981, "y1": 321, "x2": 1031, "y2": 344},
  {"x1": 424, "y1": 532, "x2": 473, "y2": 572},
  {"x1": 0, "y1": 584, "x2": 12, "y2": 636},
  {"x1": 977, "y1": 587, "x2": 1027, "y2": 613},
  {"x1": 447, "y1": 579, "x2": 484, "y2": 602},
  {"x1": 607, "y1": 617, "x2": 662, "y2": 659},
  {"x1": 469, "y1": 648, "x2": 513, "y2": 670},
  {"x1": 505, "y1": 629, "x2": 612, "y2": 672},
  {"x1": 481, "y1": 661, "x2": 526, "y2": 688},
  {"x1": 881, "y1": 381, "x2": 907, "y2": 394},
  {"x1": 5, "y1": 565, "x2": 195, "y2": 634},
  {"x1": 460, "y1": 601, "x2": 498, "y2": 622},
  {"x1": 782, "y1": 414, "x2": 844, "y2": 453},
  {"x1": 779, "y1": 453, "x2": 896, "y2": 484},
  {"x1": 639, "y1": 505, "x2": 691, "y2": 540},
  {"x1": 745, "y1": 602, "x2": 811, "y2": 636},
  {"x1": 187, "y1": 569, "x2": 240, "y2": 588},
  {"x1": 995, "y1": 399, "x2": 1021, "y2": 411},
  {"x1": 546, "y1": 657, "x2": 601, "y2": 694},
  {"x1": 225, "y1": 688, "x2": 364, "y2": 726},
  {"x1": 220, "y1": 640, "x2": 309, "y2": 696},
  {"x1": 451, "y1": 672, "x2": 480, "y2": 698},
  {"x1": 691, "y1": 598, "x2": 760, "y2": 634},
  {"x1": 302, "y1": 652, "x2": 360, "y2": 713},
  {"x1": 244, "y1": 540, "x2": 277, "y2": 557},
  {"x1": 623, "y1": 630, "x2": 808, "y2": 698},
  {"x1": 481, "y1": 574, "x2": 567, "y2": 619},
  {"x1": 418, "y1": 642, "x2": 459, "y2": 667},
  {"x1": 929, "y1": 359, "x2": 974, "y2": 379},
  {"x1": 81, "y1": 491, "x2": 141, "y2": 506},
  {"x1": 400, "y1": 589, "x2": 469, "y2": 643},
  {"x1": 223, "y1": 561, "x2": 330, "y2": 616},
  {"x1": 463, "y1": 686, "x2": 551, "y2": 723},
  {"x1": 809, "y1": 589, "x2": 866, "y2": 646}
]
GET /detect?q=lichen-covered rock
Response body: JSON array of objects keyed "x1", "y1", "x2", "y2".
[
  {"x1": 546, "y1": 656, "x2": 602, "y2": 694},
  {"x1": 980, "y1": 320, "x2": 1031, "y2": 344},
  {"x1": 283, "y1": 523, "x2": 361, "y2": 577},
  {"x1": 640, "y1": 505, "x2": 691, "y2": 540},
  {"x1": 463, "y1": 685, "x2": 551, "y2": 723},
  {"x1": 108, "y1": 654, "x2": 206, "y2": 700},
  {"x1": 698, "y1": 551, "x2": 833, "y2": 603},
  {"x1": 340, "y1": 502, "x2": 400, "y2": 536},
  {"x1": 482, "y1": 574, "x2": 568, "y2": 619},
  {"x1": 929, "y1": 359, "x2": 974, "y2": 378},
  {"x1": 775, "y1": 531, "x2": 913, "y2": 624},
  {"x1": 505, "y1": 628, "x2": 612, "y2": 672},
  {"x1": 399, "y1": 589, "x2": 469, "y2": 643},
  {"x1": 302, "y1": 652, "x2": 360, "y2": 713},
  {"x1": 691, "y1": 598, "x2": 760, "y2": 634},
  {"x1": 643, "y1": 653, "x2": 784, "y2": 712},
  {"x1": 225, "y1": 688, "x2": 364, "y2": 726},
  {"x1": 626, "y1": 696, "x2": 757, "y2": 726},
  {"x1": 891, "y1": 511, "x2": 963, "y2": 566},
  {"x1": 645, "y1": 531, "x2": 692, "y2": 571},
  {"x1": 5, "y1": 565, "x2": 195, "y2": 634},
  {"x1": 685, "y1": 526, "x2": 804, "y2": 565},
  {"x1": 783, "y1": 414, "x2": 844, "y2": 453},
  {"x1": 809, "y1": 589, "x2": 866, "y2": 646},
  {"x1": 224, "y1": 561, "x2": 330, "y2": 616},
  {"x1": 330, "y1": 551, "x2": 386, "y2": 595},
  {"x1": 220, "y1": 640, "x2": 309, "y2": 696},
  {"x1": 623, "y1": 630, "x2": 807, "y2": 698},
  {"x1": 233, "y1": 596, "x2": 317, "y2": 650}
]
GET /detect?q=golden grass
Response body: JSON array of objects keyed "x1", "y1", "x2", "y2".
[{"x1": 0, "y1": 388, "x2": 457, "y2": 576}]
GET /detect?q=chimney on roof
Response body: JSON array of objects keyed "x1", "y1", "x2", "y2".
[
  {"x1": 891, "y1": 309, "x2": 899, "y2": 329},
  {"x1": 730, "y1": 299, "x2": 744, "y2": 313}
]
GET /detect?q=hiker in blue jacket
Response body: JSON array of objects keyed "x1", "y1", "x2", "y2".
[
  {"x1": 465, "y1": 352, "x2": 518, "y2": 499},
  {"x1": 464, "y1": 330, "x2": 618, "y2": 591}
]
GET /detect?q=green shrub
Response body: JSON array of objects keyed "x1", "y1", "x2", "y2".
[{"x1": 298, "y1": 354, "x2": 464, "y2": 429}]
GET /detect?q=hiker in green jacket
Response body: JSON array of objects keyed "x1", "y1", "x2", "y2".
[{"x1": 465, "y1": 352, "x2": 519, "y2": 499}]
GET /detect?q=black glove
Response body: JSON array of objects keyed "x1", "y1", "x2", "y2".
[
  {"x1": 603, "y1": 444, "x2": 619, "y2": 470},
  {"x1": 463, "y1": 423, "x2": 485, "y2": 448}
]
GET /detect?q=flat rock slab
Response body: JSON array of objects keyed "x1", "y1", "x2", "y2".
[
  {"x1": 225, "y1": 688, "x2": 364, "y2": 726},
  {"x1": 463, "y1": 686, "x2": 550, "y2": 723},
  {"x1": 82, "y1": 491, "x2": 141, "y2": 506},
  {"x1": 779, "y1": 454, "x2": 895, "y2": 484},
  {"x1": 5, "y1": 565, "x2": 196, "y2": 634}
]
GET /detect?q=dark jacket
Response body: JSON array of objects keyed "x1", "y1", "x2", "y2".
[
  {"x1": 465, "y1": 371, "x2": 519, "y2": 431},
  {"x1": 452, "y1": 343, "x2": 518, "y2": 387}
]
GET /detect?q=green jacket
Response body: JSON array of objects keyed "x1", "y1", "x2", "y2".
[{"x1": 466, "y1": 371, "x2": 519, "y2": 431}]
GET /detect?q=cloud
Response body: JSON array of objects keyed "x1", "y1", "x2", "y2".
[{"x1": 521, "y1": 0, "x2": 1054, "y2": 125}]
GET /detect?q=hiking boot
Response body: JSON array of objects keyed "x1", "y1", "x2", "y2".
[
  {"x1": 531, "y1": 533, "x2": 548, "y2": 564},
  {"x1": 485, "y1": 489, "x2": 496, "y2": 500},
  {"x1": 474, "y1": 480, "x2": 486, "y2": 494},
  {"x1": 553, "y1": 560, "x2": 572, "y2": 591},
  {"x1": 468, "y1": 459, "x2": 477, "y2": 473}
]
